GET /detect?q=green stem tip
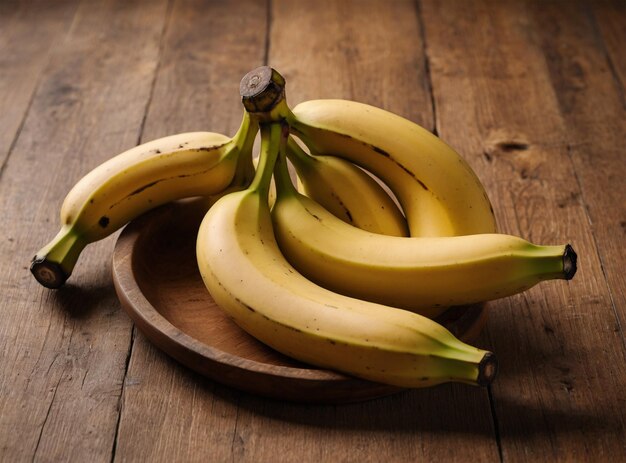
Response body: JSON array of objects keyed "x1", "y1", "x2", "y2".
[{"x1": 30, "y1": 226, "x2": 85, "y2": 288}]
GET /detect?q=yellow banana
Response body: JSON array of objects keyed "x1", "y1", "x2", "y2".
[
  {"x1": 271, "y1": 160, "x2": 576, "y2": 318},
  {"x1": 31, "y1": 112, "x2": 258, "y2": 288},
  {"x1": 287, "y1": 137, "x2": 409, "y2": 236},
  {"x1": 196, "y1": 121, "x2": 497, "y2": 388},
  {"x1": 276, "y1": 99, "x2": 497, "y2": 237}
]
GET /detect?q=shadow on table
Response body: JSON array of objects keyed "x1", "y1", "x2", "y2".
[
  {"x1": 208, "y1": 379, "x2": 620, "y2": 436},
  {"x1": 125, "y1": 328, "x2": 619, "y2": 438},
  {"x1": 48, "y1": 278, "x2": 119, "y2": 319}
]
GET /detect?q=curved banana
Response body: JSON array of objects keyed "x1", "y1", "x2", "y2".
[
  {"x1": 287, "y1": 137, "x2": 409, "y2": 236},
  {"x1": 272, "y1": 157, "x2": 577, "y2": 319},
  {"x1": 196, "y1": 121, "x2": 497, "y2": 388},
  {"x1": 281, "y1": 99, "x2": 497, "y2": 237},
  {"x1": 31, "y1": 112, "x2": 258, "y2": 288}
]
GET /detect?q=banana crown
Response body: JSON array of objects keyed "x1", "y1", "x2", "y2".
[{"x1": 248, "y1": 122, "x2": 288, "y2": 200}]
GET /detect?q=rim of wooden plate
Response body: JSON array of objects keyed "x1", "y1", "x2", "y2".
[{"x1": 111, "y1": 199, "x2": 488, "y2": 404}]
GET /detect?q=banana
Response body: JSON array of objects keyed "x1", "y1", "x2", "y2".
[
  {"x1": 271, "y1": 156, "x2": 577, "y2": 319},
  {"x1": 31, "y1": 111, "x2": 258, "y2": 288},
  {"x1": 196, "y1": 121, "x2": 497, "y2": 388},
  {"x1": 287, "y1": 137, "x2": 409, "y2": 236},
  {"x1": 275, "y1": 99, "x2": 497, "y2": 237}
]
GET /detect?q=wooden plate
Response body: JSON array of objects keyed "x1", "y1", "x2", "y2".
[{"x1": 112, "y1": 198, "x2": 488, "y2": 403}]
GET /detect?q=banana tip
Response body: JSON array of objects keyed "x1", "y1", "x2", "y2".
[
  {"x1": 477, "y1": 352, "x2": 498, "y2": 386},
  {"x1": 30, "y1": 256, "x2": 68, "y2": 289},
  {"x1": 563, "y1": 244, "x2": 577, "y2": 280}
]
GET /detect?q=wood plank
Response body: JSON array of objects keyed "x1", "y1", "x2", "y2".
[
  {"x1": 222, "y1": 1, "x2": 500, "y2": 461},
  {"x1": 0, "y1": 0, "x2": 78, "y2": 167},
  {"x1": 590, "y1": 0, "x2": 626, "y2": 96},
  {"x1": 421, "y1": 0, "x2": 626, "y2": 459},
  {"x1": 533, "y1": 0, "x2": 626, "y2": 340},
  {"x1": 270, "y1": 0, "x2": 434, "y2": 128},
  {"x1": 577, "y1": 0, "x2": 626, "y2": 337},
  {"x1": 231, "y1": 385, "x2": 496, "y2": 462},
  {"x1": 139, "y1": 0, "x2": 268, "y2": 141},
  {"x1": 110, "y1": 0, "x2": 268, "y2": 460},
  {"x1": 0, "y1": 0, "x2": 169, "y2": 460},
  {"x1": 115, "y1": 338, "x2": 242, "y2": 463}
]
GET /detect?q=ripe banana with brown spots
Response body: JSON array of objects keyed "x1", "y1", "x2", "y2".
[{"x1": 31, "y1": 112, "x2": 257, "y2": 288}]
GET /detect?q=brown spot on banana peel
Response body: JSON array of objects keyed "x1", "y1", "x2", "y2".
[
  {"x1": 129, "y1": 180, "x2": 160, "y2": 196},
  {"x1": 236, "y1": 298, "x2": 256, "y2": 313},
  {"x1": 98, "y1": 216, "x2": 110, "y2": 228},
  {"x1": 329, "y1": 191, "x2": 354, "y2": 222},
  {"x1": 222, "y1": 281, "x2": 308, "y2": 334},
  {"x1": 370, "y1": 145, "x2": 430, "y2": 190},
  {"x1": 293, "y1": 127, "x2": 430, "y2": 191},
  {"x1": 107, "y1": 156, "x2": 227, "y2": 210},
  {"x1": 311, "y1": 213, "x2": 321, "y2": 221}
]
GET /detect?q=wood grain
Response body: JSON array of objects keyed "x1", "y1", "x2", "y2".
[
  {"x1": 110, "y1": 0, "x2": 268, "y2": 461},
  {"x1": 0, "y1": 0, "x2": 168, "y2": 460},
  {"x1": 421, "y1": 0, "x2": 626, "y2": 459},
  {"x1": 270, "y1": 0, "x2": 434, "y2": 128},
  {"x1": 0, "y1": 0, "x2": 78, "y2": 166},
  {"x1": 536, "y1": 0, "x2": 626, "y2": 339},
  {"x1": 590, "y1": 0, "x2": 626, "y2": 95}
]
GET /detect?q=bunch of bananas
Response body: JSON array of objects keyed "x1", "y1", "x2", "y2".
[{"x1": 32, "y1": 67, "x2": 577, "y2": 389}]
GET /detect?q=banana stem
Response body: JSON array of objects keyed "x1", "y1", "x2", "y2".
[
  {"x1": 286, "y1": 136, "x2": 316, "y2": 172},
  {"x1": 228, "y1": 111, "x2": 260, "y2": 189},
  {"x1": 31, "y1": 226, "x2": 86, "y2": 288},
  {"x1": 248, "y1": 122, "x2": 287, "y2": 199},
  {"x1": 525, "y1": 243, "x2": 578, "y2": 281},
  {"x1": 433, "y1": 351, "x2": 497, "y2": 386},
  {"x1": 231, "y1": 111, "x2": 257, "y2": 152},
  {"x1": 274, "y1": 146, "x2": 299, "y2": 199}
]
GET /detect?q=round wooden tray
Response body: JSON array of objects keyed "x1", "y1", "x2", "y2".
[{"x1": 112, "y1": 198, "x2": 488, "y2": 404}]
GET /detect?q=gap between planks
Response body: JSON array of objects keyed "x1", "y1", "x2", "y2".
[
  {"x1": 414, "y1": 0, "x2": 438, "y2": 136},
  {"x1": 416, "y1": 0, "x2": 503, "y2": 460}
]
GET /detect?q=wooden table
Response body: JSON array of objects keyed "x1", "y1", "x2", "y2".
[{"x1": 1, "y1": 0, "x2": 625, "y2": 461}]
